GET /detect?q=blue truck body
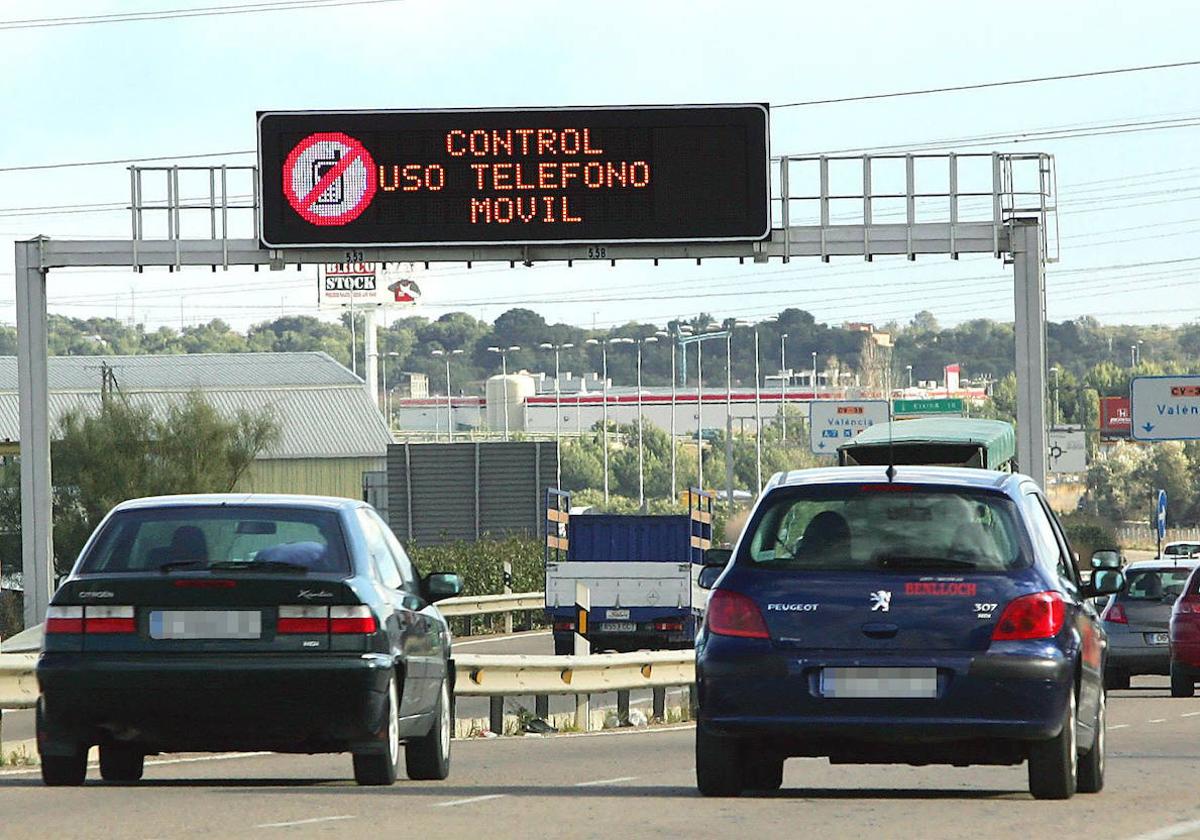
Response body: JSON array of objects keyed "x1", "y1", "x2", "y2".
[{"x1": 546, "y1": 512, "x2": 709, "y2": 655}]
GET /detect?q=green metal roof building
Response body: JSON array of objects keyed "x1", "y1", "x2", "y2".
[{"x1": 0, "y1": 352, "x2": 391, "y2": 500}]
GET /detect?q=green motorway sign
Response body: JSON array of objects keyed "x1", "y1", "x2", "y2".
[{"x1": 892, "y1": 398, "x2": 964, "y2": 416}]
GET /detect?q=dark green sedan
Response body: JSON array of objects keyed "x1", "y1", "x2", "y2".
[{"x1": 37, "y1": 494, "x2": 462, "y2": 787}]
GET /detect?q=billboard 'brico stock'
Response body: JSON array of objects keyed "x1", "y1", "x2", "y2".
[{"x1": 257, "y1": 105, "x2": 771, "y2": 248}]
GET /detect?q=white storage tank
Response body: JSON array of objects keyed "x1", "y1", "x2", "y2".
[{"x1": 486, "y1": 373, "x2": 535, "y2": 434}]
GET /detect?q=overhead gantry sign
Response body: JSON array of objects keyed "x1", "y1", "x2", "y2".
[{"x1": 257, "y1": 105, "x2": 771, "y2": 247}]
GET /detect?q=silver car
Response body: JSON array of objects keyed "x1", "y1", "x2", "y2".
[{"x1": 1101, "y1": 559, "x2": 1199, "y2": 689}]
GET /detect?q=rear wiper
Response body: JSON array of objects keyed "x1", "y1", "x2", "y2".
[
  {"x1": 876, "y1": 554, "x2": 978, "y2": 570},
  {"x1": 207, "y1": 560, "x2": 309, "y2": 573},
  {"x1": 158, "y1": 560, "x2": 206, "y2": 573}
]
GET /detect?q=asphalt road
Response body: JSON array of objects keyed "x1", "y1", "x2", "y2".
[
  {"x1": 1, "y1": 630, "x2": 682, "y2": 744},
  {"x1": 0, "y1": 677, "x2": 1198, "y2": 839}
]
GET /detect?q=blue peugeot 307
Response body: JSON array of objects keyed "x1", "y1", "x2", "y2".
[{"x1": 695, "y1": 466, "x2": 1125, "y2": 800}]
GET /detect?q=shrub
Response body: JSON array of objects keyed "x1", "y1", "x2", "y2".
[{"x1": 1060, "y1": 513, "x2": 1120, "y2": 564}]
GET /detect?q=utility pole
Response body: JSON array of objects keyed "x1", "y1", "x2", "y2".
[{"x1": 780, "y1": 332, "x2": 788, "y2": 441}]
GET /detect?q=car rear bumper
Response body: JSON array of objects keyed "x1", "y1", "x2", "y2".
[
  {"x1": 1108, "y1": 631, "x2": 1172, "y2": 674},
  {"x1": 37, "y1": 652, "x2": 394, "y2": 754},
  {"x1": 697, "y1": 639, "x2": 1073, "y2": 754}
]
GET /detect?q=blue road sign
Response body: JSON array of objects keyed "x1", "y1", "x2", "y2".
[{"x1": 1157, "y1": 489, "x2": 1168, "y2": 541}]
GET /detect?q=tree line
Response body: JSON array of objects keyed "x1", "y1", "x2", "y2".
[{"x1": 7, "y1": 309, "x2": 1195, "y2": 401}]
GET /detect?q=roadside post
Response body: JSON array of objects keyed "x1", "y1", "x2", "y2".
[
  {"x1": 503, "y1": 559, "x2": 514, "y2": 635},
  {"x1": 575, "y1": 582, "x2": 590, "y2": 732}
]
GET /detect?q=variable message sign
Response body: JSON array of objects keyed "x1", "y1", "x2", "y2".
[{"x1": 258, "y1": 105, "x2": 770, "y2": 248}]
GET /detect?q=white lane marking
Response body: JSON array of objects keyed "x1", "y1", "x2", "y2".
[
  {"x1": 1182, "y1": 711, "x2": 1200, "y2": 718},
  {"x1": 433, "y1": 794, "x2": 507, "y2": 808},
  {"x1": 574, "y1": 775, "x2": 638, "y2": 787},
  {"x1": 0, "y1": 751, "x2": 273, "y2": 777},
  {"x1": 1125, "y1": 818, "x2": 1200, "y2": 840},
  {"x1": 1109, "y1": 724, "x2": 1131, "y2": 730},
  {"x1": 453, "y1": 631, "x2": 552, "y2": 649},
  {"x1": 256, "y1": 816, "x2": 355, "y2": 829},
  {"x1": 1149, "y1": 719, "x2": 1167, "y2": 724}
]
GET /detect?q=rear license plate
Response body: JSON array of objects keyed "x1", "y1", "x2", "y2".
[
  {"x1": 599, "y1": 622, "x2": 636, "y2": 633},
  {"x1": 149, "y1": 610, "x2": 262, "y2": 640},
  {"x1": 1146, "y1": 632, "x2": 1170, "y2": 646},
  {"x1": 820, "y1": 667, "x2": 938, "y2": 699}
]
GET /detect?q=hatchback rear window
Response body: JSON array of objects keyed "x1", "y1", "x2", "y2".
[
  {"x1": 742, "y1": 484, "x2": 1024, "y2": 572},
  {"x1": 1122, "y1": 568, "x2": 1193, "y2": 601},
  {"x1": 79, "y1": 506, "x2": 350, "y2": 574}
]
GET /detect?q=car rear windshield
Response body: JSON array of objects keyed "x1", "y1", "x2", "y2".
[
  {"x1": 1121, "y1": 568, "x2": 1193, "y2": 601},
  {"x1": 79, "y1": 505, "x2": 350, "y2": 575},
  {"x1": 741, "y1": 484, "x2": 1025, "y2": 572}
]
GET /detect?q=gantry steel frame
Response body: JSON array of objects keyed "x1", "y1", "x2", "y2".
[{"x1": 13, "y1": 151, "x2": 1056, "y2": 626}]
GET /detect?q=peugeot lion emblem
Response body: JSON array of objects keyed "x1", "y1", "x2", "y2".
[{"x1": 869, "y1": 590, "x2": 892, "y2": 612}]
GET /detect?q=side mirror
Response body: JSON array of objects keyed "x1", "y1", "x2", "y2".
[
  {"x1": 703, "y1": 547, "x2": 732, "y2": 566},
  {"x1": 698, "y1": 564, "x2": 725, "y2": 590},
  {"x1": 1091, "y1": 549, "x2": 1123, "y2": 570},
  {"x1": 423, "y1": 572, "x2": 464, "y2": 603},
  {"x1": 1090, "y1": 569, "x2": 1125, "y2": 597}
]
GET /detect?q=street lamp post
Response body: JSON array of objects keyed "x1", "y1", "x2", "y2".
[
  {"x1": 585, "y1": 338, "x2": 613, "y2": 503},
  {"x1": 780, "y1": 332, "x2": 788, "y2": 441},
  {"x1": 368, "y1": 350, "x2": 400, "y2": 429},
  {"x1": 431, "y1": 349, "x2": 463, "y2": 442},
  {"x1": 486, "y1": 345, "x2": 520, "y2": 441},
  {"x1": 669, "y1": 324, "x2": 692, "y2": 501},
  {"x1": 754, "y1": 326, "x2": 763, "y2": 492},
  {"x1": 539, "y1": 342, "x2": 574, "y2": 489}
]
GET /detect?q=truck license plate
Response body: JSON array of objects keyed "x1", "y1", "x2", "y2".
[{"x1": 599, "y1": 622, "x2": 636, "y2": 633}]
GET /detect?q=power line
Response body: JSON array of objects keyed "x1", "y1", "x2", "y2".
[
  {"x1": 774, "y1": 59, "x2": 1200, "y2": 108},
  {"x1": 0, "y1": 0, "x2": 404, "y2": 31},
  {"x1": 0, "y1": 150, "x2": 253, "y2": 174}
]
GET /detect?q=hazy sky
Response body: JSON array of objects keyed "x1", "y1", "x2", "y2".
[{"x1": 1, "y1": 0, "x2": 1199, "y2": 333}]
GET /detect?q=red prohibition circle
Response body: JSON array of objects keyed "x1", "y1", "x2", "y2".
[{"x1": 282, "y1": 132, "x2": 377, "y2": 226}]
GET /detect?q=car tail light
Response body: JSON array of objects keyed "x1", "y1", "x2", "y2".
[
  {"x1": 992, "y1": 592, "x2": 1065, "y2": 641},
  {"x1": 84, "y1": 605, "x2": 136, "y2": 634},
  {"x1": 45, "y1": 606, "x2": 83, "y2": 634},
  {"x1": 553, "y1": 620, "x2": 576, "y2": 632},
  {"x1": 1102, "y1": 601, "x2": 1129, "y2": 624},
  {"x1": 706, "y1": 590, "x2": 769, "y2": 639},
  {"x1": 330, "y1": 605, "x2": 377, "y2": 634},
  {"x1": 1176, "y1": 594, "x2": 1200, "y2": 615},
  {"x1": 277, "y1": 605, "x2": 329, "y2": 634},
  {"x1": 654, "y1": 619, "x2": 684, "y2": 632}
]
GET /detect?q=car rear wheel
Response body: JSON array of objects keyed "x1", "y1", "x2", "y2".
[
  {"x1": 1103, "y1": 668, "x2": 1130, "y2": 691},
  {"x1": 406, "y1": 679, "x2": 452, "y2": 780},
  {"x1": 1076, "y1": 689, "x2": 1105, "y2": 794},
  {"x1": 37, "y1": 700, "x2": 87, "y2": 787},
  {"x1": 99, "y1": 744, "x2": 145, "y2": 782},
  {"x1": 1170, "y1": 663, "x2": 1196, "y2": 698},
  {"x1": 696, "y1": 723, "x2": 744, "y2": 797},
  {"x1": 743, "y1": 755, "x2": 784, "y2": 791},
  {"x1": 1028, "y1": 688, "x2": 1077, "y2": 800},
  {"x1": 353, "y1": 672, "x2": 401, "y2": 786}
]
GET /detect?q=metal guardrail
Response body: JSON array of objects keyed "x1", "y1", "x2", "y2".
[
  {"x1": 0, "y1": 654, "x2": 39, "y2": 709},
  {"x1": 454, "y1": 650, "x2": 693, "y2": 696},
  {"x1": 436, "y1": 592, "x2": 544, "y2": 618}
]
